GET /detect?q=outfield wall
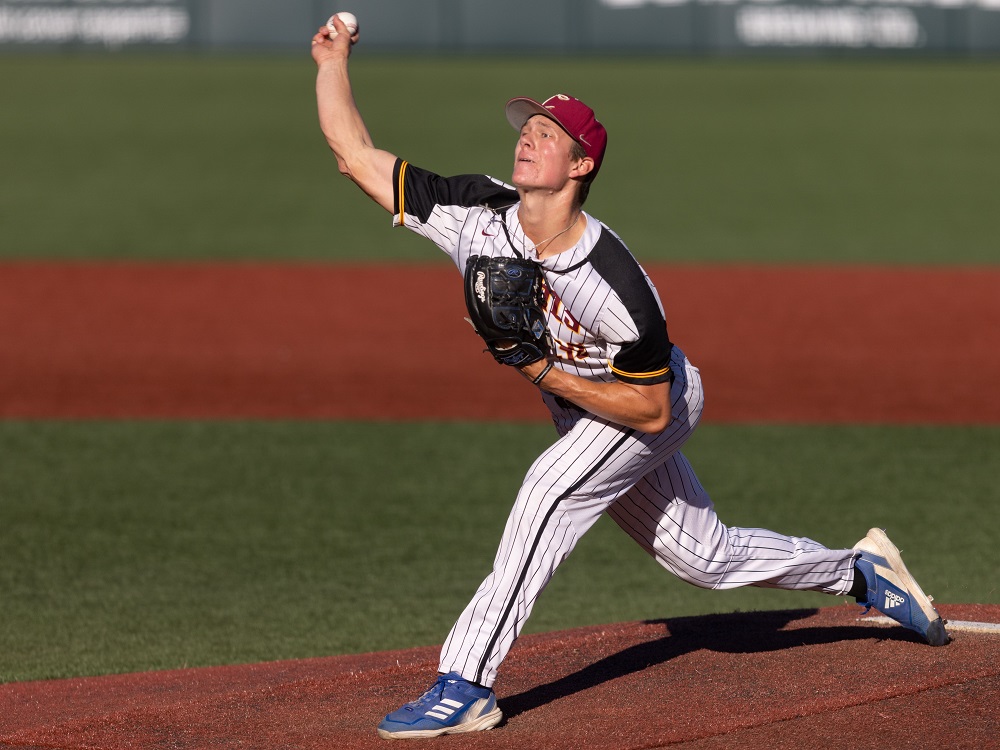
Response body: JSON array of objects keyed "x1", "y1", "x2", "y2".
[{"x1": 1, "y1": 0, "x2": 999, "y2": 54}]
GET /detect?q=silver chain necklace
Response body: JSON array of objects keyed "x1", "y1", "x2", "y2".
[{"x1": 526, "y1": 213, "x2": 580, "y2": 254}]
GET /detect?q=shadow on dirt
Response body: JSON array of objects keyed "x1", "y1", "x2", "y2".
[{"x1": 500, "y1": 608, "x2": 918, "y2": 720}]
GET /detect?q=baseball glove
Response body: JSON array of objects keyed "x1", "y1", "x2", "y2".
[{"x1": 464, "y1": 255, "x2": 551, "y2": 367}]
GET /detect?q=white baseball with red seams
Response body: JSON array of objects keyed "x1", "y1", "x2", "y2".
[{"x1": 326, "y1": 12, "x2": 358, "y2": 37}]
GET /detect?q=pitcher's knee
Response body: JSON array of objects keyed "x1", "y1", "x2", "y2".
[{"x1": 671, "y1": 563, "x2": 731, "y2": 589}]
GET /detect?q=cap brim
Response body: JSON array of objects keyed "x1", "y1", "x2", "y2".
[{"x1": 505, "y1": 97, "x2": 555, "y2": 132}]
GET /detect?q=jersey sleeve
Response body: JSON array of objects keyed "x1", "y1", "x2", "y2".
[
  {"x1": 590, "y1": 229, "x2": 674, "y2": 386},
  {"x1": 607, "y1": 321, "x2": 674, "y2": 385},
  {"x1": 392, "y1": 159, "x2": 517, "y2": 255}
]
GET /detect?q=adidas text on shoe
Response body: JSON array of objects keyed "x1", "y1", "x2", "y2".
[
  {"x1": 377, "y1": 672, "x2": 502, "y2": 740},
  {"x1": 854, "y1": 528, "x2": 949, "y2": 646}
]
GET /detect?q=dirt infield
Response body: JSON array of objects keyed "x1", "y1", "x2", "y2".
[
  {"x1": 2, "y1": 262, "x2": 999, "y2": 422},
  {"x1": 1, "y1": 605, "x2": 997, "y2": 749}
]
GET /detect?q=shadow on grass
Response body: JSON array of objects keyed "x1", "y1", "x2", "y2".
[{"x1": 500, "y1": 608, "x2": 918, "y2": 720}]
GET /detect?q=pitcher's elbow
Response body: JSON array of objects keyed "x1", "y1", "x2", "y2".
[
  {"x1": 639, "y1": 411, "x2": 672, "y2": 435},
  {"x1": 333, "y1": 154, "x2": 352, "y2": 178}
]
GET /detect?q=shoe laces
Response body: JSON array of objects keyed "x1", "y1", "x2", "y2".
[{"x1": 404, "y1": 674, "x2": 452, "y2": 712}]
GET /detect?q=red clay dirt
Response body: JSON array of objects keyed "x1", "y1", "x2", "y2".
[
  {"x1": 1, "y1": 605, "x2": 997, "y2": 750},
  {"x1": 2, "y1": 262, "x2": 999, "y2": 423},
  {"x1": 2, "y1": 262, "x2": 999, "y2": 749}
]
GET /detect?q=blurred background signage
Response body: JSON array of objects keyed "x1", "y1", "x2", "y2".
[
  {"x1": 0, "y1": 0, "x2": 191, "y2": 47},
  {"x1": 1, "y1": 0, "x2": 997, "y2": 53}
]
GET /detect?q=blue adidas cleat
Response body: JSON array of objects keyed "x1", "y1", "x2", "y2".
[
  {"x1": 377, "y1": 672, "x2": 503, "y2": 739},
  {"x1": 854, "y1": 528, "x2": 949, "y2": 646}
]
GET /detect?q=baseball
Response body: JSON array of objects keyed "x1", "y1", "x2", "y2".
[{"x1": 326, "y1": 12, "x2": 358, "y2": 37}]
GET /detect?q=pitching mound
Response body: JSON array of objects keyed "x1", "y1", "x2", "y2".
[{"x1": 2, "y1": 604, "x2": 997, "y2": 749}]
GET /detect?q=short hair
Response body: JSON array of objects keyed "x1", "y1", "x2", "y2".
[{"x1": 569, "y1": 141, "x2": 592, "y2": 207}]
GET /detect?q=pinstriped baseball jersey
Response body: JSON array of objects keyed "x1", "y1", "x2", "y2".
[
  {"x1": 388, "y1": 157, "x2": 858, "y2": 690},
  {"x1": 392, "y1": 160, "x2": 673, "y2": 391}
]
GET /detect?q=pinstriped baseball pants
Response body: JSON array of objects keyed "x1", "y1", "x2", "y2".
[{"x1": 438, "y1": 350, "x2": 858, "y2": 688}]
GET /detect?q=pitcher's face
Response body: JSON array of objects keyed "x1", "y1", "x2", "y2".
[{"x1": 511, "y1": 115, "x2": 581, "y2": 193}]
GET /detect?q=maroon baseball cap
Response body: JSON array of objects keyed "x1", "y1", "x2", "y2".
[{"x1": 505, "y1": 94, "x2": 608, "y2": 179}]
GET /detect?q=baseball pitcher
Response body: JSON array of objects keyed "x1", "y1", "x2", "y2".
[{"x1": 312, "y1": 15, "x2": 947, "y2": 741}]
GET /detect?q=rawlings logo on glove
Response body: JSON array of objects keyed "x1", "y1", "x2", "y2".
[
  {"x1": 463, "y1": 255, "x2": 552, "y2": 367},
  {"x1": 474, "y1": 271, "x2": 488, "y2": 303}
]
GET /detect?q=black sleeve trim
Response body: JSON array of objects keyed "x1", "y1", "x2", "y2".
[
  {"x1": 393, "y1": 159, "x2": 407, "y2": 224},
  {"x1": 588, "y1": 227, "x2": 673, "y2": 386},
  {"x1": 393, "y1": 158, "x2": 517, "y2": 225}
]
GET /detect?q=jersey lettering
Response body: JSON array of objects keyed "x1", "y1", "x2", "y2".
[
  {"x1": 542, "y1": 285, "x2": 583, "y2": 335},
  {"x1": 556, "y1": 340, "x2": 589, "y2": 361}
]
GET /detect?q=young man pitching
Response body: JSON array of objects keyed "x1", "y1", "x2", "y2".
[{"x1": 311, "y1": 15, "x2": 948, "y2": 740}]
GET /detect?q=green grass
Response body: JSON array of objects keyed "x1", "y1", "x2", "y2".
[
  {"x1": 2, "y1": 52, "x2": 997, "y2": 688},
  {"x1": 1, "y1": 56, "x2": 998, "y2": 263},
  {"x1": 2, "y1": 420, "x2": 996, "y2": 683}
]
